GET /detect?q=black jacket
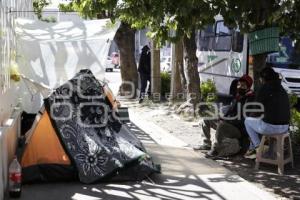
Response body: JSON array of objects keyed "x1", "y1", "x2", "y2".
[
  {"x1": 256, "y1": 80, "x2": 290, "y2": 125},
  {"x1": 138, "y1": 49, "x2": 151, "y2": 75}
]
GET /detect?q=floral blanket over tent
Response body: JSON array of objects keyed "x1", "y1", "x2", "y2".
[{"x1": 44, "y1": 69, "x2": 157, "y2": 184}]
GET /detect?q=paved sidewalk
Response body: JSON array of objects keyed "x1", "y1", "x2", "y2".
[
  {"x1": 13, "y1": 99, "x2": 278, "y2": 200},
  {"x1": 122, "y1": 99, "x2": 298, "y2": 200}
]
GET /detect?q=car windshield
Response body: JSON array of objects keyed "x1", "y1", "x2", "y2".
[{"x1": 267, "y1": 37, "x2": 300, "y2": 70}]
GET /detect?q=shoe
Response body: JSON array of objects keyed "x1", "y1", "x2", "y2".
[
  {"x1": 205, "y1": 149, "x2": 218, "y2": 158},
  {"x1": 138, "y1": 98, "x2": 144, "y2": 104},
  {"x1": 244, "y1": 149, "x2": 257, "y2": 159},
  {"x1": 193, "y1": 144, "x2": 211, "y2": 151}
]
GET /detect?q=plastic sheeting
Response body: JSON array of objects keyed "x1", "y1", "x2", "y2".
[{"x1": 14, "y1": 18, "x2": 119, "y2": 113}]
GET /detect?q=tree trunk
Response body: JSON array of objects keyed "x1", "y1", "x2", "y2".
[
  {"x1": 251, "y1": 0, "x2": 269, "y2": 92},
  {"x1": 151, "y1": 40, "x2": 161, "y2": 102},
  {"x1": 179, "y1": 49, "x2": 187, "y2": 93},
  {"x1": 252, "y1": 53, "x2": 267, "y2": 92},
  {"x1": 183, "y1": 30, "x2": 201, "y2": 106},
  {"x1": 170, "y1": 39, "x2": 184, "y2": 102},
  {"x1": 114, "y1": 22, "x2": 138, "y2": 98}
]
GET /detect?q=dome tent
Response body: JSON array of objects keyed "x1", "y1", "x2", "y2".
[{"x1": 21, "y1": 69, "x2": 158, "y2": 184}]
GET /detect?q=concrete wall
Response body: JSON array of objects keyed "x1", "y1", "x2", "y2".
[
  {"x1": 0, "y1": 1, "x2": 33, "y2": 199},
  {"x1": 0, "y1": 111, "x2": 20, "y2": 200},
  {"x1": 0, "y1": 0, "x2": 34, "y2": 125}
]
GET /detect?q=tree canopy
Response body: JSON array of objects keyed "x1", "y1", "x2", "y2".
[
  {"x1": 33, "y1": 0, "x2": 50, "y2": 19},
  {"x1": 214, "y1": 0, "x2": 298, "y2": 36},
  {"x1": 59, "y1": 0, "x2": 118, "y2": 19},
  {"x1": 34, "y1": 0, "x2": 300, "y2": 49},
  {"x1": 118, "y1": 0, "x2": 217, "y2": 45}
]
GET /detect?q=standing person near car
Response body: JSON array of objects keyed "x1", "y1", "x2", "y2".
[
  {"x1": 138, "y1": 45, "x2": 151, "y2": 103},
  {"x1": 244, "y1": 67, "x2": 290, "y2": 159}
]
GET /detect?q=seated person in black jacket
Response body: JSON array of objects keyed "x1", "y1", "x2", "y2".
[
  {"x1": 195, "y1": 75, "x2": 255, "y2": 157},
  {"x1": 244, "y1": 67, "x2": 290, "y2": 159}
]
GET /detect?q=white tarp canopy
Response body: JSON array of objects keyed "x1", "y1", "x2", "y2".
[{"x1": 15, "y1": 18, "x2": 119, "y2": 113}]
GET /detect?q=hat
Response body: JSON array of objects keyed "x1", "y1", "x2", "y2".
[
  {"x1": 239, "y1": 74, "x2": 253, "y2": 88},
  {"x1": 142, "y1": 45, "x2": 150, "y2": 51}
]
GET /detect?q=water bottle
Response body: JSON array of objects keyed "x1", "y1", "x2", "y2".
[{"x1": 8, "y1": 156, "x2": 22, "y2": 198}]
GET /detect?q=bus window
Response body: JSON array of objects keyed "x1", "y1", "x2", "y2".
[
  {"x1": 232, "y1": 31, "x2": 244, "y2": 52},
  {"x1": 201, "y1": 25, "x2": 215, "y2": 37},
  {"x1": 214, "y1": 35, "x2": 232, "y2": 51},
  {"x1": 199, "y1": 25, "x2": 214, "y2": 51},
  {"x1": 199, "y1": 22, "x2": 234, "y2": 52},
  {"x1": 214, "y1": 21, "x2": 232, "y2": 51},
  {"x1": 216, "y1": 21, "x2": 231, "y2": 36}
]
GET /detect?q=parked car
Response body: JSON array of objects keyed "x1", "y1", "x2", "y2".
[
  {"x1": 105, "y1": 56, "x2": 114, "y2": 72},
  {"x1": 111, "y1": 52, "x2": 120, "y2": 68}
]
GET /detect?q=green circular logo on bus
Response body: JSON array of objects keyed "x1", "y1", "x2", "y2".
[{"x1": 231, "y1": 58, "x2": 242, "y2": 73}]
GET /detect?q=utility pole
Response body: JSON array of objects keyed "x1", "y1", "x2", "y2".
[{"x1": 151, "y1": 40, "x2": 161, "y2": 102}]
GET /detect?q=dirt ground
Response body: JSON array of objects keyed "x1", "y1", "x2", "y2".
[{"x1": 123, "y1": 99, "x2": 300, "y2": 200}]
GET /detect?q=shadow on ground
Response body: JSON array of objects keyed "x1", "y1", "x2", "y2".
[
  {"x1": 21, "y1": 174, "x2": 232, "y2": 200},
  {"x1": 210, "y1": 154, "x2": 300, "y2": 199},
  {"x1": 16, "y1": 117, "x2": 276, "y2": 200},
  {"x1": 18, "y1": 122, "x2": 234, "y2": 200},
  {"x1": 125, "y1": 122, "x2": 158, "y2": 145}
]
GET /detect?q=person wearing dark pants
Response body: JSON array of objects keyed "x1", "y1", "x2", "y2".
[
  {"x1": 194, "y1": 75, "x2": 255, "y2": 157},
  {"x1": 140, "y1": 73, "x2": 151, "y2": 100},
  {"x1": 197, "y1": 119, "x2": 218, "y2": 150},
  {"x1": 138, "y1": 45, "x2": 151, "y2": 103},
  {"x1": 211, "y1": 120, "x2": 243, "y2": 157}
]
